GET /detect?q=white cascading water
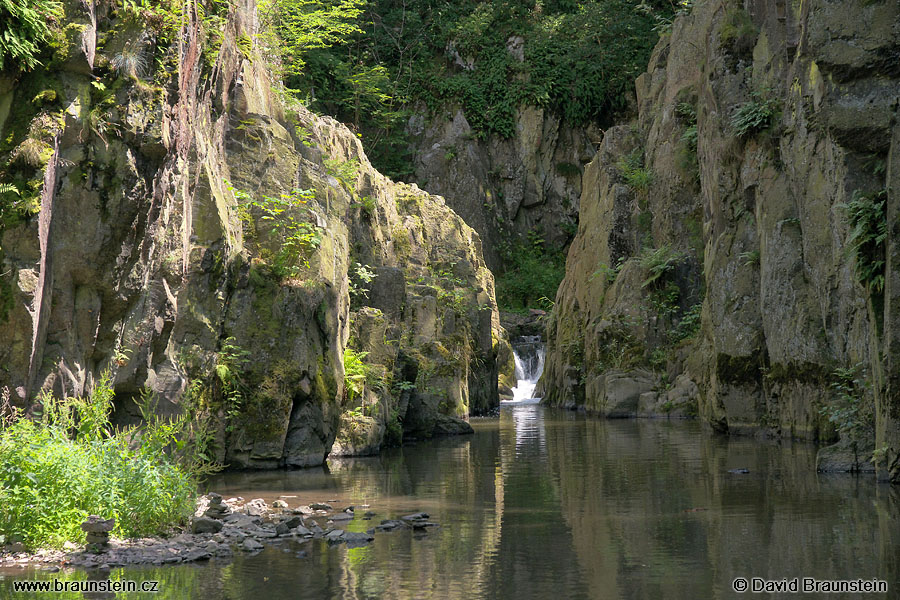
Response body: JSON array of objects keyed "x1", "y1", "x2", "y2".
[{"x1": 508, "y1": 335, "x2": 545, "y2": 403}]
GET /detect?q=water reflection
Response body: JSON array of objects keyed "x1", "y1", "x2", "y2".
[{"x1": 3, "y1": 407, "x2": 898, "y2": 599}]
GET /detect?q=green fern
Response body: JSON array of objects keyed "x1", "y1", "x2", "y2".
[
  {"x1": 840, "y1": 190, "x2": 887, "y2": 293},
  {"x1": 731, "y1": 91, "x2": 780, "y2": 138},
  {"x1": 639, "y1": 245, "x2": 684, "y2": 288},
  {"x1": 0, "y1": 183, "x2": 21, "y2": 196},
  {"x1": 0, "y1": 0, "x2": 63, "y2": 71}
]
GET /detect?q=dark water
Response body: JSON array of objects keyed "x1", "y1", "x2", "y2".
[{"x1": 3, "y1": 403, "x2": 898, "y2": 599}]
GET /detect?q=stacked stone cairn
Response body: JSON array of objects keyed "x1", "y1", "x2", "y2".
[
  {"x1": 204, "y1": 493, "x2": 230, "y2": 519},
  {"x1": 81, "y1": 516, "x2": 115, "y2": 553}
]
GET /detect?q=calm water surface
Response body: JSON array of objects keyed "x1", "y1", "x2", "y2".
[{"x1": 3, "y1": 403, "x2": 898, "y2": 599}]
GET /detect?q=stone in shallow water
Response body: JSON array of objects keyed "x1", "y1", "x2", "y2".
[
  {"x1": 342, "y1": 531, "x2": 374, "y2": 543},
  {"x1": 191, "y1": 517, "x2": 223, "y2": 534},
  {"x1": 376, "y1": 520, "x2": 403, "y2": 531},
  {"x1": 272, "y1": 500, "x2": 289, "y2": 509},
  {"x1": 284, "y1": 516, "x2": 304, "y2": 529},
  {"x1": 242, "y1": 538, "x2": 263, "y2": 552},
  {"x1": 309, "y1": 503, "x2": 332, "y2": 510},
  {"x1": 400, "y1": 513, "x2": 429, "y2": 521}
]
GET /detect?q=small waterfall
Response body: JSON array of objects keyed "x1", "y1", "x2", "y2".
[{"x1": 508, "y1": 335, "x2": 545, "y2": 403}]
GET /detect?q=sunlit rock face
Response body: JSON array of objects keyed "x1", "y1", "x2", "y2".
[{"x1": 0, "y1": 0, "x2": 501, "y2": 467}]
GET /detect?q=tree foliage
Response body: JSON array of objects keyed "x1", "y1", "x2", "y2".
[
  {"x1": 275, "y1": 0, "x2": 674, "y2": 178},
  {"x1": 259, "y1": 0, "x2": 366, "y2": 76}
]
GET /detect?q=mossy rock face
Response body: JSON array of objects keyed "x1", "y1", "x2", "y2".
[
  {"x1": 331, "y1": 407, "x2": 385, "y2": 457},
  {"x1": 0, "y1": 0, "x2": 500, "y2": 470}
]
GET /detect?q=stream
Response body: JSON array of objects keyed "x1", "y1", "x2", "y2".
[{"x1": 3, "y1": 404, "x2": 898, "y2": 599}]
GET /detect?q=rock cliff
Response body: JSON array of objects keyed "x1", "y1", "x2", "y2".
[
  {"x1": 541, "y1": 0, "x2": 900, "y2": 482},
  {"x1": 407, "y1": 104, "x2": 596, "y2": 270},
  {"x1": 0, "y1": 0, "x2": 500, "y2": 467}
]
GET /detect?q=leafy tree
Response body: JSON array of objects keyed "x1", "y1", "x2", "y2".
[{"x1": 259, "y1": 0, "x2": 367, "y2": 76}]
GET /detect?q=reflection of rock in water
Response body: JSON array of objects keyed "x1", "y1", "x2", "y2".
[{"x1": 509, "y1": 336, "x2": 545, "y2": 402}]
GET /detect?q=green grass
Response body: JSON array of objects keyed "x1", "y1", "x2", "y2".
[{"x1": 0, "y1": 376, "x2": 202, "y2": 549}]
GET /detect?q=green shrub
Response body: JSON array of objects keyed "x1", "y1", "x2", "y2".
[
  {"x1": 731, "y1": 92, "x2": 780, "y2": 138},
  {"x1": 0, "y1": 375, "x2": 202, "y2": 549},
  {"x1": 234, "y1": 187, "x2": 323, "y2": 279}
]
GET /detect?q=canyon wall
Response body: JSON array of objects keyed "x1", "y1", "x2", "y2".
[{"x1": 541, "y1": 0, "x2": 900, "y2": 481}]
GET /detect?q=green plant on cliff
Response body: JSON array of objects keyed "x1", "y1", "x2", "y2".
[
  {"x1": 590, "y1": 257, "x2": 625, "y2": 285},
  {"x1": 214, "y1": 337, "x2": 251, "y2": 432},
  {"x1": 617, "y1": 149, "x2": 653, "y2": 191},
  {"x1": 324, "y1": 157, "x2": 360, "y2": 191},
  {"x1": 349, "y1": 261, "x2": 376, "y2": 307},
  {"x1": 639, "y1": 245, "x2": 684, "y2": 288},
  {"x1": 719, "y1": 6, "x2": 757, "y2": 53},
  {"x1": 670, "y1": 302, "x2": 702, "y2": 343},
  {"x1": 820, "y1": 364, "x2": 875, "y2": 450},
  {"x1": 259, "y1": 0, "x2": 366, "y2": 76},
  {"x1": 0, "y1": 374, "x2": 198, "y2": 549},
  {"x1": 739, "y1": 250, "x2": 760, "y2": 267},
  {"x1": 0, "y1": 0, "x2": 63, "y2": 72},
  {"x1": 237, "y1": 188, "x2": 323, "y2": 278},
  {"x1": 840, "y1": 189, "x2": 887, "y2": 294},
  {"x1": 285, "y1": 1, "x2": 674, "y2": 176},
  {"x1": 343, "y1": 348, "x2": 373, "y2": 403},
  {"x1": 731, "y1": 91, "x2": 780, "y2": 138},
  {"x1": 110, "y1": 46, "x2": 148, "y2": 79}
]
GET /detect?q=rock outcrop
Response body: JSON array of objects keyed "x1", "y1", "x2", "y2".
[
  {"x1": 541, "y1": 0, "x2": 900, "y2": 481},
  {"x1": 408, "y1": 104, "x2": 596, "y2": 269},
  {"x1": 0, "y1": 0, "x2": 500, "y2": 467}
]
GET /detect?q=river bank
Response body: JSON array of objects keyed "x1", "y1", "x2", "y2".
[{"x1": 0, "y1": 493, "x2": 438, "y2": 571}]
